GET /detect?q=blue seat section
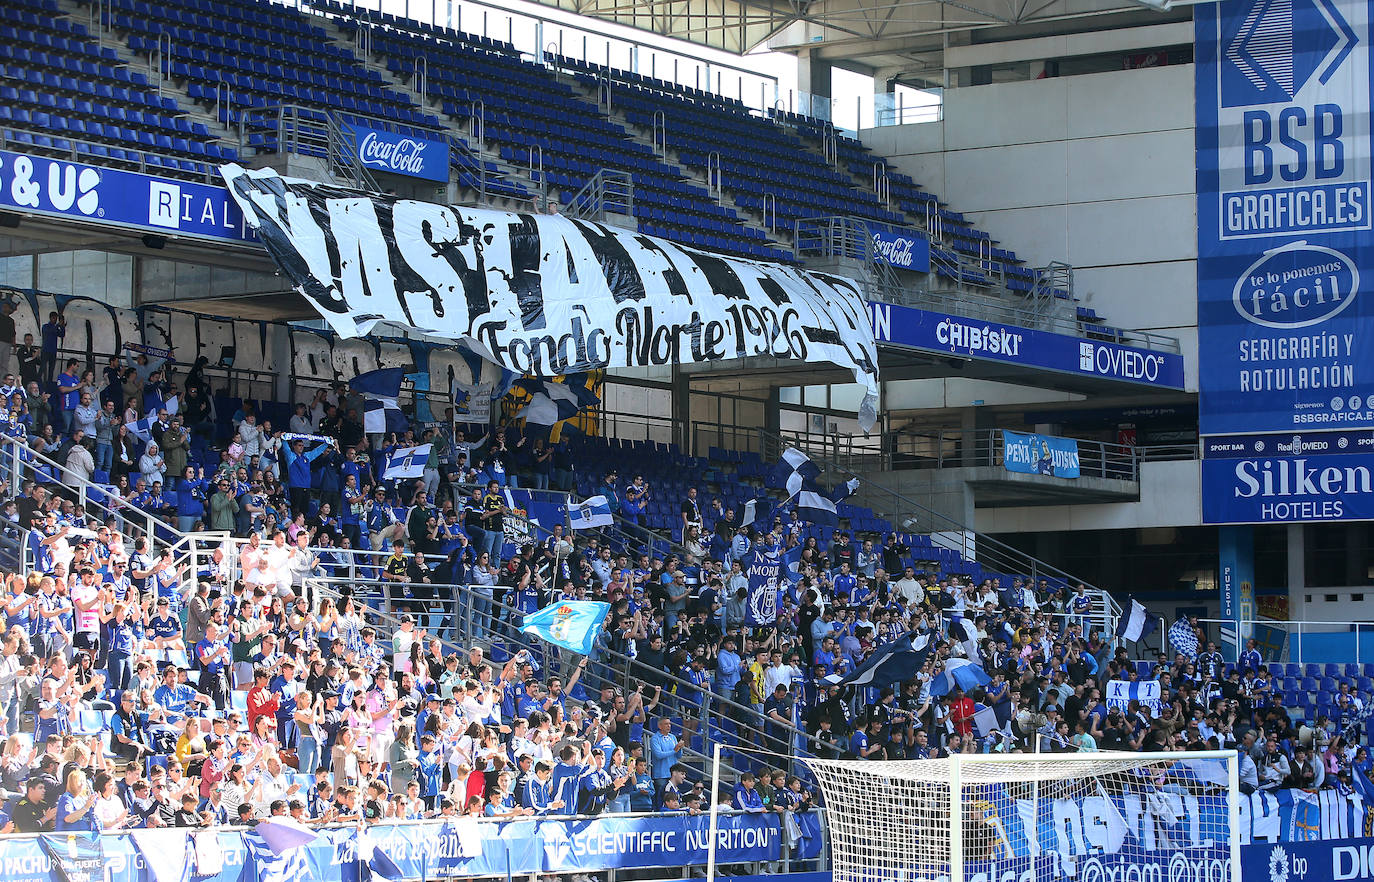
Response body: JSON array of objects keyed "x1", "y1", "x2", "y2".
[
  {"x1": 13, "y1": 0, "x2": 1093, "y2": 285},
  {"x1": 560, "y1": 435, "x2": 1066, "y2": 593},
  {"x1": 0, "y1": 0, "x2": 238, "y2": 177},
  {"x1": 311, "y1": 0, "x2": 795, "y2": 262}
]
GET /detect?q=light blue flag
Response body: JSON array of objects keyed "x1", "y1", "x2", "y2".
[{"x1": 520, "y1": 600, "x2": 611, "y2": 655}]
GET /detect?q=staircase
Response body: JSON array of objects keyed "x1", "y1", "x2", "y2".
[{"x1": 55, "y1": 0, "x2": 243, "y2": 154}]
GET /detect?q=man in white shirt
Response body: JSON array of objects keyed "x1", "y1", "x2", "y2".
[
  {"x1": 255, "y1": 754, "x2": 300, "y2": 816},
  {"x1": 894, "y1": 567, "x2": 924, "y2": 606}
]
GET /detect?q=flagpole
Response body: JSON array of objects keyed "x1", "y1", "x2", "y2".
[{"x1": 705, "y1": 741, "x2": 723, "y2": 882}]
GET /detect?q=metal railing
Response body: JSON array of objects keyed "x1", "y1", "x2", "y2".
[
  {"x1": 2, "y1": 436, "x2": 183, "y2": 545},
  {"x1": 304, "y1": 572, "x2": 821, "y2": 780},
  {"x1": 1198, "y1": 618, "x2": 1374, "y2": 666},
  {"x1": 870, "y1": 285, "x2": 1184, "y2": 355},
  {"x1": 566, "y1": 169, "x2": 635, "y2": 222},
  {"x1": 793, "y1": 215, "x2": 901, "y2": 302},
  {"x1": 879, "y1": 429, "x2": 1140, "y2": 482},
  {"x1": 0, "y1": 128, "x2": 228, "y2": 186}
]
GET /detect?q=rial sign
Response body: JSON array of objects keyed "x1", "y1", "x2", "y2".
[
  {"x1": 347, "y1": 124, "x2": 450, "y2": 183},
  {"x1": 871, "y1": 228, "x2": 931, "y2": 272}
]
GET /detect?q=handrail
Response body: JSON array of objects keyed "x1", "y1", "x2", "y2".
[
  {"x1": 0, "y1": 435, "x2": 184, "y2": 544},
  {"x1": 1198, "y1": 617, "x2": 1374, "y2": 666},
  {"x1": 303, "y1": 572, "x2": 813, "y2": 778},
  {"x1": 864, "y1": 428, "x2": 1141, "y2": 482},
  {"x1": 470, "y1": 99, "x2": 486, "y2": 153},
  {"x1": 651, "y1": 110, "x2": 666, "y2": 157},
  {"x1": 566, "y1": 169, "x2": 634, "y2": 223}
]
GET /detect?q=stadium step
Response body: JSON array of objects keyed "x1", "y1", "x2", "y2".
[
  {"x1": 52, "y1": 0, "x2": 240, "y2": 148},
  {"x1": 307, "y1": 8, "x2": 546, "y2": 208}
]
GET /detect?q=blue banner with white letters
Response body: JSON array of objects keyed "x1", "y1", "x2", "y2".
[
  {"x1": 868, "y1": 301, "x2": 1185, "y2": 389},
  {"x1": 0, "y1": 150, "x2": 255, "y2": 243},
  {"x1": 1203, "y1": 448, "x2": 1374, "y2": 523},
  {"x1": 1001, "y1": 430, "x2": 1081, "y2": 478},
  {"x1": 7, "y1": 795, "x2": 1374, "y2": 880},
  {"x1": 345, "y1": 124, "x2": 450, "y2": 183},
  {"x1": 1245, "y1": 837, "x2": 1374, "y2": 882},
  {"x1": 0, "y1": 813, "x2": 819, "y2": 881},
  {"x1": 1195, "y1": 0, "x2": 1374, "y2": 438}
]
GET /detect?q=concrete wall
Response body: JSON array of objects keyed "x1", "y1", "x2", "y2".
[{"x1": 860, "y1": 64, "x2": 1200, "y2": 392}]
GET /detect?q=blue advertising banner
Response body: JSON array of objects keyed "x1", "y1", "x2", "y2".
[
  {"x1": 1203, "y1": 450, "x2": 1374, "y2": 523},
  {"x1": 1001, "y1": 430, "x2": 1081, "y2": 478},
  {"x1": 345, "y1": 124, "x2": 450, "y2": 183},
  {"x1": 1244, "y1": 837, "x2": 1374, "y2": 882},
  {"x1": 868, "y1": 301, "x2": 1185, "y2": 389},
  {"x1": 0, "y1": 150, "x2": 255, "y2": 243},
  {"x1": 870, "y1": 227, "x2": 931, "y2": 272},
  {"x1": 1195, "y1": 0, "x2": 1374, "y2": 436}
]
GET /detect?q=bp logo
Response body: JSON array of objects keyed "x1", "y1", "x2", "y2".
[{"x1": 1269, "y1": 846, "x2": 1289, "y2": 882}]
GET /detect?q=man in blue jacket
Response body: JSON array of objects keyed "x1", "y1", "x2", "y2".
[{"x1": 282, "y1": 435, "x2": 334, "y2": 519}]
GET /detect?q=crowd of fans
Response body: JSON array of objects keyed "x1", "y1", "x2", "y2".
[{"x1": 0, "y1": 332, "x2": 1358, "y2": 840}]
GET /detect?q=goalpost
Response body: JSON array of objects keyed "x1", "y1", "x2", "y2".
[{"x1": 797, "y1": 751, "x2": 1241, "y2": 882}]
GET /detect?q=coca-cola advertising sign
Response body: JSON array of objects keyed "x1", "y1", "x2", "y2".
[
  {"x1": 871, "y1": 228, "x2": 930, "y2": 271},
  {"x1": 346, "y1": 124, "x2": 450, "y2": 183}
]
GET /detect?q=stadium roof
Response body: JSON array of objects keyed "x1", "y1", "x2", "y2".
[{"x1": 525, "y1": 0, "x2": 1188, "y2": 63}]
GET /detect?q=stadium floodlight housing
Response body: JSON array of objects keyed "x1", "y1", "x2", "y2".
[{"x1": 777, "y1": 750, "x2": 1241, "y2": 882}]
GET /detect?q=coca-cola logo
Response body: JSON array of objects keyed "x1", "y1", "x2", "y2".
[
  {"x1": 873, "y1": 231, "x2": 919, "y2": 268},
  {"x1": 355, "y1": 128, "x2": 447, "y2": 180}
]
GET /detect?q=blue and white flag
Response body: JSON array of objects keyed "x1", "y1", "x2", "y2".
[
  {"x1": 795, "y1": 477, "x2": 859, "y2": 526},
  {"x1": 1105, "y1": 679, "x2": 1164, "y2": 717},
  {"x1": 836, "y1": 630, "x2": 934, "y2": 687},
  {"x1": 1168, "y1": 616, "x2": 1200, "y2": 659},
  {"x1": 128, "y1": 413, "x2": 157, "y2": 443},
  {"x1": 972, "y1": 696, "x2": 1014, "y2": 739},
  {"x1": 514, "y1": 374, "x2": 599, "y2": 426},
  {"x1": 521, "y1": 600, "x2": 611, "y2": 655},
  {"x1": 769, "y1": 447, "x2": 819, "y2": 498},
  {"x1": 1114, "y1": 597, "x2": 1157, "y2": 643},
  {"x1": 744, "y1": 548, "x2": 782, "y2": 625},
  {"x1": 568, "y1": 495, "x2": 614, "y2": 530},
  {"x1": 383, "y1": 444, "x2": 431, "y2": 480},
  {"x1": 243, "y1": 828, "x2": 315, "y2": 882},
  {"x1": 353, "y1": 368, "x2": 408, "y2": 435}
]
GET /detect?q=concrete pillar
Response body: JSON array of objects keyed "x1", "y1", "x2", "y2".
[
  {"x1": 1287, "y1": 524, "x2": 1307, "y2": 623},
  {"x1": 796, "y1": 49, "x2": 833, "y2": 102},
  {"x1": 671, "y1": 366, "x2": 691, "y2": 453},
  {"x1": 959, "y1": 405, "x2": 978, "y2": 467},
  {"x1": 1219, "y1": 525, "x2": 1254, "y2": 662},
  {"x1": 764, "y1": 387, "x2": 780, "y2": 456}
]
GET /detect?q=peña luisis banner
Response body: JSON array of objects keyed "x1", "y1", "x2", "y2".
[{"x1": 220, "y1": 165, "x2": 880, "y2": 431}]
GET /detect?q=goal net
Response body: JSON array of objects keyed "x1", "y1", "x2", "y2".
[{"x1": 804, "y1": 751, "x2": 1239, "y2": 882}]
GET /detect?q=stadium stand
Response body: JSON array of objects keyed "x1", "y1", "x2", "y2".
[
  {"x1": 0, "y1": 0, "x2": 1349, "y2": 847},
  {"x1": 0, "y1": 321, "x2": 1357, "y2": 836}
]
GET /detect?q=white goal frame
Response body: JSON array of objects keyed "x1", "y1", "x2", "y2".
[{"x1": 706, "y1": 749, "x2": 1242, "y2": 882}]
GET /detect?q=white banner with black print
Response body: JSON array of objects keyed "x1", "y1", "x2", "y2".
[{"x1": 220, "y1": 165, "x2": 880, "y2": 431}]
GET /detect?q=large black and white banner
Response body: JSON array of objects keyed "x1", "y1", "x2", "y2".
[{"x1": 221, "y1": 165, "x2": 880, "y2": 430}]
